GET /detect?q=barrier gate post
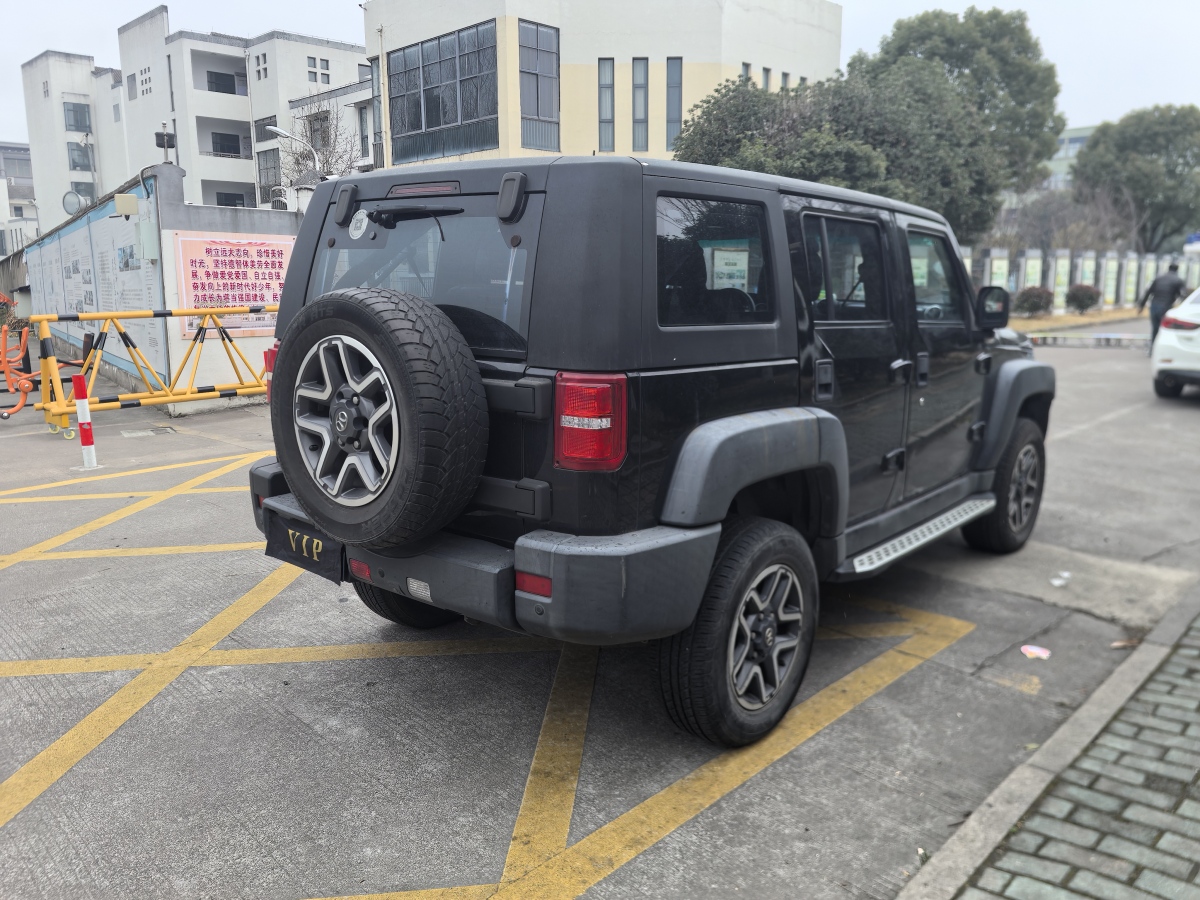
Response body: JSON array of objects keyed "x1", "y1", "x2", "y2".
[{"x1": 71, "y1": 374, "x2": 98, "y2": 469}]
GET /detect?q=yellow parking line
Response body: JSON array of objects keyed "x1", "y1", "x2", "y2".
[
  {"x1": 0, "y1": 653, "x2": 162, "y2": 677},
  {"x1": 199, "y1": 638, "x2": 555, "y2": 667},
  {"x1": 0, "y1": 452, "x2": 261, "y2": 497},
  {"x1": 816, "y1": 621, "x2": 916, "y2": 640},
  {"x1": 0, "y1": 486, "x2": 246, "y2": 504},
  {"x1": 0, "y1": 564, "x2": 300, "y2": 829},
  {"x1": 0, "y1": 453, "x2": 268, "y2": 572},
  {"x1": 486, "y1": 606, "x2": 974, "y2": 900},
  {"x1": 501, "y1": 645, "x2": 599, "y2": 883},
  {"x1": 311, "y1": 887, "x2": 496, "y2": 900},
  {"x1": 33, "y1": 542, "x2": 266, "y2": 561}
]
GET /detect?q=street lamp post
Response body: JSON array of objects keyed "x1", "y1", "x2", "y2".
[{"x1": 265, "y1": 125, "x2": 321, "y2": 175}]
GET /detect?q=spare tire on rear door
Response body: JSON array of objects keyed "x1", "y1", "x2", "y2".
[{"x1": 270, "y1": 288, "x2": 489, "y2": 549}]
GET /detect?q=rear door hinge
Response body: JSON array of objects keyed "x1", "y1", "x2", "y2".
[
  {"x1": 968, "y1": 421, "x2": 987, "y2": 443},
  {"x1": 881, "y1": 448, "x2": 906, "y2": 472}
]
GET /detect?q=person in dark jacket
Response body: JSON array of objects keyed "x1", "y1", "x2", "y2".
[{"x1": 1139, "y1": 263, "x2": 1190, "y2": 345}]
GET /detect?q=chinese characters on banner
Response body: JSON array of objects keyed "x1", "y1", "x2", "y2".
[{"x1": 174, "y1": 232, "x2": 295, "y2": 337}]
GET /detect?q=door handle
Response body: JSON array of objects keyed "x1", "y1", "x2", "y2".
[
  {"x1": 915, "y1": 352, "x2": 930, "y2": 387},
  {"x1": 975, "y1": 353, "x2": 993, "y2": 375},
  {"x1": 889, "y1": 359, "x2": 913, "y2": 384},
  {"x1": 815, "y1": 359, "x2": 834, "y2": 401}
]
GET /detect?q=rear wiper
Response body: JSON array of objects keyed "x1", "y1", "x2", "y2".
[{"x1": 366, "y1": 205, "x2": 464, "y2": 236}]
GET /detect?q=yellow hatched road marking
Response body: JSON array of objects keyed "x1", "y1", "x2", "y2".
[
  {"x1": 501, "y1": 645, "x2": 599, "y2": 883},
  {"x1": 0, "y1": 453, "x2": 261, "y2": 497},
  {"x1": 0, "y1": 564, "x2": 301, "y2": 829},
  {"x1": 0, "y1": 453, "x2": 268, "y2": 572},
  {"x1": 0, "y1": 485, "x2": 246, "y2": 504},
  {"x1": 199, "y1": 638, "x2": 555, "y2": 667},
  {"x1": 0, "y1": 653, "x2": 162, "y2": 677},
  {"x1": 33, "y1": 542, "x2": 266, "y2": 561},
  {"x1": 816, "y1": 621, "x2": 917, "y2": 640}
]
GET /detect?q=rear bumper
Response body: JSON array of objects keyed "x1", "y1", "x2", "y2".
[
  {"x1": 249, "y1": 458, "x2": 721, "y2": 645},
  {"x1": 1154, "y1": 368, "x2": 1200, "y2": 387}
]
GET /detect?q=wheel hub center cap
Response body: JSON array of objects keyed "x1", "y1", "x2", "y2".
[{"x1": 330, "y1": 393, "x2": 366, "y2": 442}]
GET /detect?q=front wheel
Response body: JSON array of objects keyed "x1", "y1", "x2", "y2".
[
  {"x1": 962, "y1": 417, "x2": 1045, "y2": 554},
  {"x1": 352, "y1": 579, "x2": 460, "y2": 629},
  {"x1": 1154, "y1": 377, "x2": 1184, "y2": 398},
  {"x1": 659, "y1": 517, "x2": 818, "y2": 747}
]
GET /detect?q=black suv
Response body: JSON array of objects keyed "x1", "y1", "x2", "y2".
[{"x1": 250, "y1": 157, "x2": 1054, "y2": 747}]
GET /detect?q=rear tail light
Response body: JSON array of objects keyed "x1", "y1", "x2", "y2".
[
  {"x1": 348, "y1": 558, "x2": 371, "y2": 582},
  {"x1": 554, "y1": 372, "x2": 628, "y2": 471},
  {"x1": 516, "y1": 571, "x2": 552, "y2": 597},
  {"x1": 264, "y1": 339, "x2": 280, "y2": 401},
  {"x1": 1162, "y1": 316, "x2": 1200, "y2": 331}
]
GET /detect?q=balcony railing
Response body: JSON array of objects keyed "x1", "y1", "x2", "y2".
[{"x1": 200, "y1": 150, "x2": 252, "y2": 160}]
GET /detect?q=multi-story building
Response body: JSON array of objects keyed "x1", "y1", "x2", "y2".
[
  {"x1": 362, "y1": 0, "x2": 842, "y2": 167},
  {"x1": 0, "y1": 142, "x2": 39, "y2": 258},
  {"x1": 21, "y1": 5, "x2": 370, "y2": 230},
  {"x1": 1045, "y1": 125, "x2": 1097, "y2": 191}
]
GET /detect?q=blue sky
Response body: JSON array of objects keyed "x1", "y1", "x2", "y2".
[{"x1": 2, "y1": 1, "x2": 1196, "y2": 143}]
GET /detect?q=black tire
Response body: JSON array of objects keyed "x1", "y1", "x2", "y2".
[
  {"x1": 1154, "y1": 377, "x2": 1185, "y2": 398},
  {"x1": 271, "y1": 289, "x2": 488, "y2": 549},
  {"x1": 659, "y1": 517, "x2": 819, "y2": 747},
  {"x1": 962, "y1": 417, "x2": 1045, "y2": 554},
  {"x1": 352, "y1": 579, "x2": 460, "y2": 629}
]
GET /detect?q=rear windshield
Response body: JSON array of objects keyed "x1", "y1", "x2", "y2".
[{"x1": 308, "y1": 196, "x2": 540, "y2": 357}]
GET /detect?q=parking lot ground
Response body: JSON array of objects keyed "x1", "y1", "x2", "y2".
[{"x1": 1, "y1": 343, "x2": 1198, "y2": 899}]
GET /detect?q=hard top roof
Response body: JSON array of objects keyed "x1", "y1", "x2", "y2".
[{"x1": 347, "y1": 156, "x2": 949, "y2": 228}]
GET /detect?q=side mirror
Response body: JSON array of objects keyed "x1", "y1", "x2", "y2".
[{"x1": 976, "y1": 286, "x2": 1009, "y2": 330}]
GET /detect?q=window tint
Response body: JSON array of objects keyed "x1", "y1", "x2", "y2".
[
  {"x1": 784, "y1": 203, "x2": 887, "y2": 323},
  {"x1": 656, "y1": 196, "x2": 774, "y2": 327},
  {"x1": 907, "y1": 232, "x2": 967, "y2": 323}
]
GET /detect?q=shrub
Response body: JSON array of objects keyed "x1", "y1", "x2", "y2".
[
  {"x1": 1066, "y1": 283, "x2": 1101, "y2": 315},
  {"x1": 1014, "y1": 286, "x2": 1053, "y2": 317}
]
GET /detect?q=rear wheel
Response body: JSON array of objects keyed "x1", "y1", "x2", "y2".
[
  {"x1": 659, "y1": 517, "x2": 818, "y2": 747},
  {"x1": 1154, "y1": 377, "x2": 1185, "y2": 398},
  {"x1": 352, "y1": 579, "x2": 460, "y2": 629},
  {"x1": 963, "y1": 417, "x2": 1045, "y2": 554}
]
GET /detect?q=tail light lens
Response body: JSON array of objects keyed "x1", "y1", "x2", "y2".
[
  {"x1": 348, "y1": 558, "x2": 371, "y2": 581},
  {"x1": 264, "y1": 339, "x2": 280, "y2": 401},
  {"x1": 554, "y1": 372, "x2": 628, "y2": 471},
  {"x1": 1162, "y1": 316, "x2": 1200, "y2": 331}
]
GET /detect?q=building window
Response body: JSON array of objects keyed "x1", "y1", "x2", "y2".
[
  {"x1": 308, "y1": 71, "x2": 317, "y2": 83},
  {"x1": 384, "y1": 19, "x2": 499, "y2": 163},
  {"x1": 215, "y1": 192, "x2": 246, "y2": 208},
  {"x1": 71, "y1": 181, "x2": 95, "y2": 202},
  {"x1": 307, "y1": 56, "x2": 317, "y2": 68},
  {"x1": 358, "y1": 105, "x2": 370, "y2": 158},
  {"x1": 666, "y1": 57, "x2": 682, "y2": 151},
  {"x1": 320, "y1": 59, "x2": 329, "y2": 70},
  {"x1": 262, "y1": 67, "x2": 267, "y2": 78},
  {"x1": 762, "y1": 67, "x2": 771, "y2": 92},
  {"x1": 254, "y1": 115, "x2": 278, "y2": 143},
  {"x1": 113, "y1": 103, "x2": 121, "y2": 122},
  {"x1": 305, "y1": 112, "x2": 331, "y2": 151},
  {"x1": 207, "y1": 71, "x2": 236, "y2": 94},
  {"x1": 64, "y1": 102, "x2": 91, "y2": 132},
  {"x1": 67, "y1": 142, "x2": 93, "y2": 171},
  {"x1": 127, "y1": 74, "x2": 136, "y2": 101},
  {"x1": 781, "y1": 72, "x2": 790, "y2": 90},
  {"x1": 211, "y1": 132, "x2": 242, "y2": 157},
  {"x1": 42, "y1": 81, "x2": 49, "y2": 98},
  {"x1": 257, "y1": 147, "x2": 280, "y2": 204},
  {"x1": 13, "y1": 206, "x2": 23, "y2": 219},
  {"x1": 632, "y1": 58, "x2": 648, "y2": 153},
  {"x1": 598, "y1": 58, "x2": 614, "y2": 152},
  {"x1": 321, "y1": 73, "x2": 330, "y2": 84},
  {"x1": 741, "y1": 63, "x2": 751, "y2": 80},
  {"x1": 359, "y1": 63, "x2": 371, "y2": 82},
  {"x1": 518, "y1": 20, "x2": 559, "y2": 151}
]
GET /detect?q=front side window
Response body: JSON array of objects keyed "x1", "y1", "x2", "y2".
[
  {"x1": 67, "y1": 142, "x2": 93, "y2": 171},
  {"x1": 907, "y1": 232, "x2": 967, "y2": 323},
  {"x1": 519, "y1": 20, "x2": 559, "y2": 150},
  {"x1": 632, "y1": 58, "x2": 648, "y2": 152},
  {"x1": 656, "y1": 196, "x2": 774, "y2": 327},
  {"x1": 64, "y1": 102, "x2": 91, "y2": 132},
  {"x1": 598, "y1": 58, "x2": 614, "y2": 152}
]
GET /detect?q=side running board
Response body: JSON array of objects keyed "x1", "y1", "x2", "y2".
[{"x1": 847, "y1": 495, "x2": 996, "y2": 575}]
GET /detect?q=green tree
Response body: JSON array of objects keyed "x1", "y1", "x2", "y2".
[
  {"x1": 866, "y1": 6, "x2": 1064, "y2": 191},
  {"x1": 1072, "y1": 105, "x2": 1200, "y2": 252}
]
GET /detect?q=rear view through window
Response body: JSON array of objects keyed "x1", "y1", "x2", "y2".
[{"x1": 308, "y1": 199, "x2": 538, "y2": 357}]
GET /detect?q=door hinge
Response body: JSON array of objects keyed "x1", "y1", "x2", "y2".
[
  {"x1": 881, "y1": 448, "x2": 906, "y2": 472},
  {"x1": 974, "y1": 353, "x2": 993, "y2": 376},
  {"x1": 889, "y1": 358, "x2": 913, "y2": 384},
  {"x1": 968, "y1": 421, "x2": 987, "y2": 443},
  {"x1": 815, "y1": 359, "x2": 834, "y2": 401}
]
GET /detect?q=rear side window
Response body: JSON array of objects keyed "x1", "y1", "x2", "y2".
[
  {"x1": 308, "y1": 200, "x2": 537, "y2": 357},
  {"x1": 656, "y1": 196, "x2": 774, "y2": 327},
  {"x1": 907, "y1": 231, "x2": 967, "y2": 323}
]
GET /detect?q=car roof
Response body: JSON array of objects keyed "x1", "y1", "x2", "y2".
[{"x1": 343, "y1": 156, "x2": 951, "y2": 228}]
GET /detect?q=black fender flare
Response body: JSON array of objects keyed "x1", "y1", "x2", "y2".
[
  {"x1": 659, "y1": 407, "x2": 849, "y2": 537},
  {"x1": 974, "y1": 359, "x2": 1056, "y2": 471}
]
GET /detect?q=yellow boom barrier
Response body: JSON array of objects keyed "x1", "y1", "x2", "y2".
[{"x1": 30, "y1": 305, "x2": 277, "y2": 434}]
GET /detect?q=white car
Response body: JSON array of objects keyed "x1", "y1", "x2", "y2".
[{"x1": 1153, "y1": 289, "x2": 1200, "y2": 398}]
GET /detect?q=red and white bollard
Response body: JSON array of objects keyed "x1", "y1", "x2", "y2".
[{"x1": 71, "y1": 374, "x2": 98, "y2": 469}]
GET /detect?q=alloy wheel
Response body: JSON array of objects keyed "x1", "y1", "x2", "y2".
[
  {"x1": 1007, "y1": 444, "x2": 1040, "y2": 532},
  {"x1": 293, "y1": 335, "x2": 399, "y2": 507},
  {"x1": 727, "y1": 564, "x2": 805, "y2": 711}
]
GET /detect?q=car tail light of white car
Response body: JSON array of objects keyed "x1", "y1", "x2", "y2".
[{"x1": 1162, "y1": 315, "x2": 1200, "y2": 331}]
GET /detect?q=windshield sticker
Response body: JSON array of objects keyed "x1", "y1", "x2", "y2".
[{"x1": 348, "y1": 209, "x2": 368, "y2": 241}]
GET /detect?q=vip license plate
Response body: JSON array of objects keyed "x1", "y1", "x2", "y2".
[{"x1": 265, "y1": 511, "x2": 343, "y2": 582}]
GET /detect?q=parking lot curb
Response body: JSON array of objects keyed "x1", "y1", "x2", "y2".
[{"x1": 894, "y1": 584, "x2": 1200, "y2": 900}]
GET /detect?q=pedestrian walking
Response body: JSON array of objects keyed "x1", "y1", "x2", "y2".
[{"x1": 1139, "y1": 262, "x2": 1190, "y2": 347}]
